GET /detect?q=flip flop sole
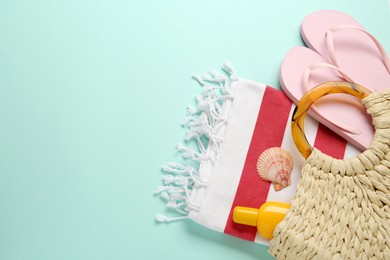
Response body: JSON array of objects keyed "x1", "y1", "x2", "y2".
[
  {"x1": 301, "y1": 10, "x2": 390, "y2": 92},
  {"x1": 280, "y1": 46, "x2": 374, "y2": 150}
]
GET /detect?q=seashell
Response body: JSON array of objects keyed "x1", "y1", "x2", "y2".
[{"x1": 256, "y1": 147, "x2": 293, "y2": 191}]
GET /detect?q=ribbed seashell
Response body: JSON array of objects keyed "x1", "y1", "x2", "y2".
[{"x1": 256, "y1": 147, "x2": 293, "y2": 191}]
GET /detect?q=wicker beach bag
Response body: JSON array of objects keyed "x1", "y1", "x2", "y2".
[{"x1": 269, "y1": 82, "x2": 390, "y2": 259}]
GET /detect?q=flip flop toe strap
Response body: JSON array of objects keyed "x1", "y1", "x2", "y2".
[
  {"x1": 303, "y1": 63, "x2": 364, "y2": 135},
  {"x1": 326, "y1": 24, "x2": 390, "y2": 74}
]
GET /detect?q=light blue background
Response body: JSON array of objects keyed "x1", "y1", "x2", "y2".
[{"x1": 0, "y1": 1, "x2": 389, "y2": 259}]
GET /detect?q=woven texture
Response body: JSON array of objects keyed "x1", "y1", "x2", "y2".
[{"x1": 269, "y1": 90, "x2": 390, "y2": 259}]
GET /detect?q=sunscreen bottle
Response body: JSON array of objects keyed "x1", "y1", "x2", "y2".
[{"x1": 233, "y1": 202, "x2": 290, "y2": 239}]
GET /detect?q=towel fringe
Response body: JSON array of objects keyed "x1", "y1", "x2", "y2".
[
  {"x1": 156, "y1": 63, "x2": 236, "y2": 222},
  {"x1": 155, "y1": 214, "x2": 189, "y2": 223}
]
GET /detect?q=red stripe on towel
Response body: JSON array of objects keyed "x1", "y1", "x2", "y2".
[
  {"x1": 313, "y1": 123, "x2": 347, "y2": 159},
  {"x1": 224, "y1": 86, "x2": 293, "y2": 241}
]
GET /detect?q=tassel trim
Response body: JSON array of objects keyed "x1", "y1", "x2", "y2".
[{"x1": 156, "y1": 62, "x2": 237, "y2": 222}]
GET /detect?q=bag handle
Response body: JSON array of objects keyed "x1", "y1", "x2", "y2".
[{"x1": 291, "y1": 81, "x2": 372, "y2": 159}]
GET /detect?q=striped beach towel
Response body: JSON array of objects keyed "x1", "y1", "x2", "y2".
[{"x1": 156, "y1": 64, "x2": 360, "y2": 245}]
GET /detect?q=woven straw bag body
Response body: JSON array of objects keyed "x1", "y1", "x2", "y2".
[{"x1": 269, "y1": 90, "x2": 390, "y2": 259}]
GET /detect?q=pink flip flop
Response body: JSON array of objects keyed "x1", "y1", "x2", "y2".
[
  {"x1": 280, "y1": 46, "x2": 374, "y2": 150},
  {"x1": 300, "y1": 10, "x2": 390, "y2": 91}
]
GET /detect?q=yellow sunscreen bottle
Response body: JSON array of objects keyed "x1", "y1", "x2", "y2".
[{"x1": 233, "y1": 202, "x2": 290, "y2": 240}]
